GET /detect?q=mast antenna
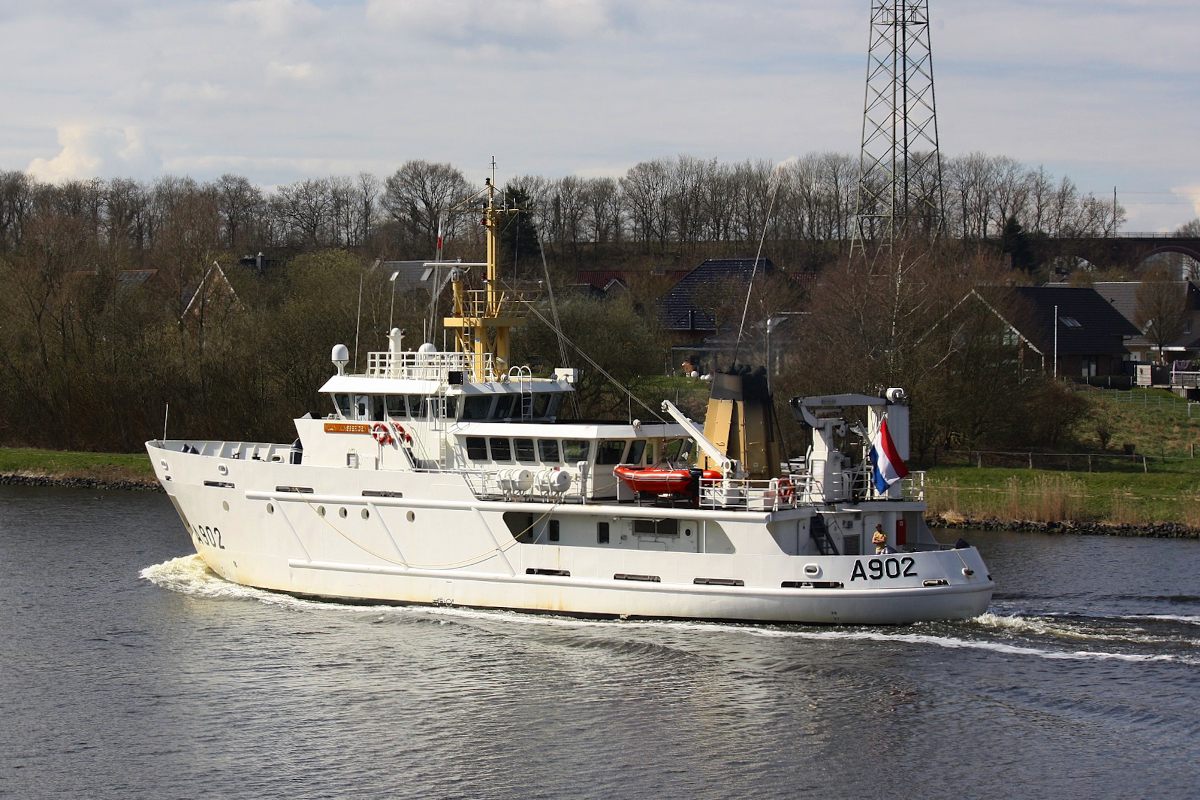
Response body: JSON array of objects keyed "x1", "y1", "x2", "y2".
[{"x1": 850, "y1": 0, "x2": 946, "y2": 257}]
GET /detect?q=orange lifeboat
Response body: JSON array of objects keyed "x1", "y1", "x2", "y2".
[{"x1": 613, "y1": 465, "x2": 722, "y2": 494}]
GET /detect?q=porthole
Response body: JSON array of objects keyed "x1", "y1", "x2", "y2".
[
  {"x1": 339, "y1": 507, "x2": 348, "y2": 519},
  {"x1": 318, "y1": 506, "x2": 326, "y2": 517},
  {"x1": 406, "y1": 510, "x2": 415, "y2": 523},
  {"x1": 222, "y1": 501, "x2": 229, "y2": 512},
  {"x1": 266, "y1": 503, "x2": 274, "y2": 514},
  {"x1": 361, "y1": 508, "x2": 370, "y2": 520}
]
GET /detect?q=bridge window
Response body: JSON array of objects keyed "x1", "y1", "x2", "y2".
[
  {"x1": 597, "y1": 440, "x2": 626, "y2": 465},
  {"x1": 333, "y1": 394, "x2": 352, "y2": 419},
  {"x1": 407, "y1": 395, "x2": 428, "y2": 419},
  {"x1": 538, "y1": 439, "x2": 560, "y2": 463},
  {"x1": 493, "y1": 395, "x2": 517, "y2": 419},
  {"x1": 532, "y1": 392, "x2": 553, "y2": 417},
  {"x1": 489, "y1": 438, "x2": 512, "y2": 462},
  {"x1": 628, "y1": 440, "x2": 648, "y2": 466},
  {"x1": 563, "y1": 440, "x2": 590, "y2": 463},
  {"x1": 462, "y1": 395, "x2": 492, "y2": 420},
  {"x1": 385, "y1": 395, "x2": 407, "y2": 419},
  {"x1": 514, "y1": 438, "x2": 537, "y2": 464},
  {"x1": 465, "y1": 437, "x2": 487, "y2": 461}
]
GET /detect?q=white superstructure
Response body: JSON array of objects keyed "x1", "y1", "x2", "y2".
[{"x1": 146, "y1": 177, "x2": 992, "y2": 624}]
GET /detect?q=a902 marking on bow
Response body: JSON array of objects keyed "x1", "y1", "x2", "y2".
[
  {"x1": 850, "y1": 556, "x2": 917, "y2": 581},
  {"x1": 193, "y1": 524, "x2": 225, "y2": 550}
]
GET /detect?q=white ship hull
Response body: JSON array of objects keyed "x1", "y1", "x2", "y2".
[{"x1": 149, "y1": 441, "x2": 993, "y2": 625}]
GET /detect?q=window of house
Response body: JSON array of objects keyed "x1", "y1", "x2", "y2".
[
  {"x1": 538, "y1": 439, "x2": 561, "y2": 463},
  {"x1": 1059, "y1": 316, "x2": 1082, "y2": 328},
  {"x1": 489, "y1": 438, "x2": 512, "y2": 461},
  {"x1": 514, "y1": 438, "x2": 537, "y2": 463},
  {"x1": 465, "y1": 437, "x2": 487, "y2": 460}
]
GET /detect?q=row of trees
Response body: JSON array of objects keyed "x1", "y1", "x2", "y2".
[
  {"x1": 0, "y1": 153, "x2": 1126, "y2": 270},
  {"x1": 0, "y1": 152, "x2": 1171, "y2": 457}
]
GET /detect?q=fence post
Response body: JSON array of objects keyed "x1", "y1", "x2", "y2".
[
  {"x1": 1029, "y1": 452, "x2": 1034, "y2": 470},
  {"x1": 1088, "y1": 454, "x2": 1092, "y2": 472},
  {"x1": 1143, "y1": 456, "x2": 1148, "y2": 473}
]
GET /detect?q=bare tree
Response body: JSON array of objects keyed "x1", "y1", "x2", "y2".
[
  {"x1": 214, "y1": 174, "x2": 264, "y2": 252},
  {"x1": 382, "y1": 161, "x2": 472, "y2": 258},
  {"x1": 1135, "y1": 264, "x2": 1190, "y2": 363}
]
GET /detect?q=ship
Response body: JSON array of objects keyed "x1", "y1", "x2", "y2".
[{"x1": 146, "y1": 174, "x2": 993, "y2": 624}]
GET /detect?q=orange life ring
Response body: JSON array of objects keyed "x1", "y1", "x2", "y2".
[
  {"x1": 371, "y1": 422, "x2": 394, "y2": 445},
  {"x1": 391, "y1": 422, "x2": 412, "y2": 445},
  {"x1": 778, "y1": 477, "x2": 794, "y2": 503}
]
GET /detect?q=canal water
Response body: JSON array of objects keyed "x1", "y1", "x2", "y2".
[{"x1": 1, "y1": 485, "x2": 1198, "y2": 799}]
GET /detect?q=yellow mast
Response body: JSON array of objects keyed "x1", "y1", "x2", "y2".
[{"x1": 443, "y1": 162, "x2": 527, "y2": 380}]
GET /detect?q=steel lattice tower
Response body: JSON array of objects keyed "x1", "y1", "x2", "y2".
[{"x1": 850, "y1": 0, "x2": 945, "y2": 255}]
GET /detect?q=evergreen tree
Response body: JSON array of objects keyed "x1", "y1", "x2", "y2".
[
  {"x1": 499, "y1": 182, "x2": 541, "y2": 279},
  {"x1": 1000, "y1": 215, "x2": 1034, "y2": 272}
]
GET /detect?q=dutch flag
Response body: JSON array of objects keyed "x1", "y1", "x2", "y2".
[{"x1": 871, "y1": 418, "x2": 909, "y2": 494}]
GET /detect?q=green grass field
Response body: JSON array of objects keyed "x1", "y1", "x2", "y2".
[
  {"x1": 0, "y1": 448, "x2": 155, "y2": 482},
  {"x1": 925, "y1": 462, "x2": 1200, "y2": 527}
]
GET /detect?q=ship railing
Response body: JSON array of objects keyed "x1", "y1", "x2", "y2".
[
  {"x1": 697, "y1": 476, "x2": 804, "y2": 511},
  {"x1": 366, "y1": 350, "x2": 494, "y2": 382},
  {"x1": 166, "y1": 440, "x2": 301, "y2": 464},
  {"x1": 702, "y1": 469, "x2": 926, "y2": 508},
  {"x1": 455, "y1": 289, "x2": 540, "y2": 320},
  {"x1": 858, "y1": 470, "x2": 926, "y2": 501}
]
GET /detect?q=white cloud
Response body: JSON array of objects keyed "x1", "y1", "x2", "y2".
[
  {"x1": 267, "y1": 61, "x2": 315, "y2": 82},
  {"x1": 365, "y1": 0, "x2": 634, "y2": 51},
  {"x1": 1173, "y1": 187, "x2": 1200, "y2": 221},
  {"x1": 26, "y1": 125, "x2": 160, "y2": 182},
  {"x1": 224, "y1": 0, "x2": 325, "y2": 37}
]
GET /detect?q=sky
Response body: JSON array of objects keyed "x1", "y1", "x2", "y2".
[{"x1": 2, "y1": 0, "x2": 1197, "y2": 231}]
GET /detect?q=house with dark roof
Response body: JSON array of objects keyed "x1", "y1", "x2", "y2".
[
  {"x1": 659, "y1": 258, "x2": 775, "y2": 338},
  {"x1": 1090, "y1": 281, "x2": 1200, "y2": 363},
  {"x1": 997, "y1": 286, "x2": 1140, "y2": 377}
]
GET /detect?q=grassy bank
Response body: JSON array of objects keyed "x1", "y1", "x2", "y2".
[
  {"x1": 925, "y1": 461, "x2": 1200, "y2": 529},
  {"x1": 0, "y1": 448, "x2": 156, "y2": 485}
]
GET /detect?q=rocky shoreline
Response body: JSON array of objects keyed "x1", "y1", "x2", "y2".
[
  {"x1": 927, "y1": 514, "x2": 1199, "y2": 539},
  {"x1": 0, "y1": 472, "x2": 161, "y2": 491}
]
